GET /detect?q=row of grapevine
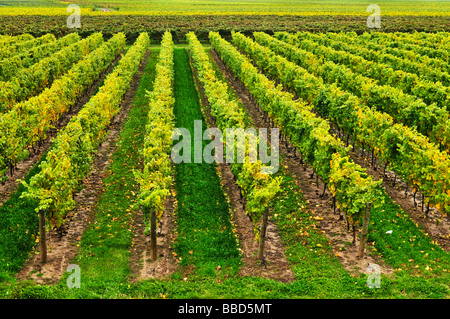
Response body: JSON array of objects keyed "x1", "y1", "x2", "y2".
[
  {"x1": 354, "y1": 32, "x2": 450, "y2": 73},
  {"x1": 134, "y1": 31, "x2": 174, "y2": 261},
  {"x1": 234, "y1": 32, "x2": 450, "y2": 214},
  {"x1": 0, "y1": 33, "x2": 34, "y2": 48},
  {"x1": 209, "y1": 31, "x2": 383, "y2": 244},
  {"x1": 0, "y1": 33, "x2": 55, "y2": 60},
  {"x1": 319, "y1": 32, "x2": 450, "y2": 87},
  {"x1": 0, "y1": 32, "x2": 103, "y2": 112},
  {"x1": 187, "y1": 31, "x2": 283, "y2": 253},
  {"x1": 21, "y1": 32, "x2": 150, "y2": 262},
  {"x1": 278, "y1": 32, "x2": 449, "y2": 110},
  {"x1": 0, "y1": 33, "x2": 126, "y2": 178},
  {"x1": 0, "y1": 33, "x2": 81, "y2": 82},
  {"x1": 252, "y1": 32, "x2": 450, "y2": 153},
  {"x1": 379, "y1": 31, "x2": 450, "y2": 52},
  {"x1": 360, "y1": 32, "x2": 449, "y2": 63}
]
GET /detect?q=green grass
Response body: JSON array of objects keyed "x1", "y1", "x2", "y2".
[
  {"x1": 171, "y1": 48, "x2": 241, "y2": 277},
  {"x1": 369, "y1": 191, "x2": 450, "y2": 277},
  {"x1": 0, "y1": 0, "x2": 64, "y2": 7}
]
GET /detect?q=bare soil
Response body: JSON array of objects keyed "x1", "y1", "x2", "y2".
[
  {"x1": 216, "y1": 162, "x2": 295, "y2": 282},
  {"x1": 210, "y1": 49, "x2": 394, "y2": 276},
  {"x1": 16, "y1": 50, "x2": 152, "y2": 284},
  {"x1": 190, "y1": 51, "x2": 296, "y2": 283},
  {"x1": 129, "y1": 190, "x2": 178, "y2": 282}
]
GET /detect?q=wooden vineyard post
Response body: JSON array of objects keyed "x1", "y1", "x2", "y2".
[
  {"x1": 38, "y1": 209, "x2": 47, "y2": 263},
  {"x1": 143, "y1": 205, "x2": 158, "y2": 262},
  {"x1": 358, "y1": 202, "x2": 372, "y2": 258},
  {"x1": 150, "y1": 208, "x2": 157, "y2": 262},
  {"x1": 257, "y1": 208, "x2": 270, "y2": 260}
]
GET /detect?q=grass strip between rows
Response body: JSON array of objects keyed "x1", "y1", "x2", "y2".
[{"x1": 171, "y1": 48, "x2": 241, "y2": 277}]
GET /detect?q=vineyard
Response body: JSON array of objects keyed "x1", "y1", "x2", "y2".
[{"x1": 0, "y1": 27, "x2": 449, "y2": 301}]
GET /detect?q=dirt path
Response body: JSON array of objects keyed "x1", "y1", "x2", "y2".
[
  {"x1": 216, "y1": 162, "x2": 295, "y2": 282},
  {"x1": 129, "y1": 191, "x2": 178, "y2": 281},
  {"x1": 210, "y1": 49, "x2": 393, "y2": 276},
  {"x1": 189, "y1": 51, "x2": 295, "y2": 283},
  {"x1": 0, "y1": 52, "x2": 124, "y2": 207},
  {"x1": 16, "y1": 50, "x2": 152, "y2": 285}
]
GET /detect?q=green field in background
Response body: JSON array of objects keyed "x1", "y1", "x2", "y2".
[{"x1": 1, "y1": 0, "x2": 450, "y2": 15}]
